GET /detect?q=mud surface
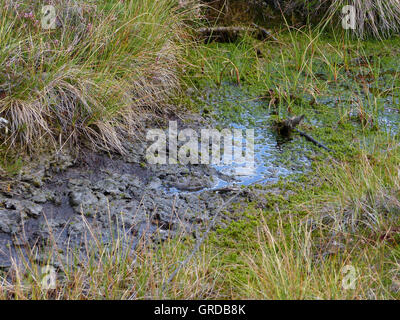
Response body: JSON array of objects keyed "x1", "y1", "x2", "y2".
[
  {"x1": 0, "y1": 86, "x2": 314, "y2": 271},
  {"x1": 0, "y1": 115, "x2": 249, "y2": 270}
]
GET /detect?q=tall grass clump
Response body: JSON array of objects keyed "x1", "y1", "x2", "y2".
[
  {"x1": 329, "y1": 0, "x2": 400, "y2": 39},
  {"x1": 268, "y1": 0, "x2": 400, "y2": 38},
  {"x1": 323, "y1": 138, "x2": 400, "y2": 232},
  {"x1": 0, "y1": 0, "x2": 194, "y2": 153},
  {"x1": 202, "y1": 1, "x2": 400, "y2": 39},
  {"x1": 234, "y1": 212, "x2": 399, "y2": 299}
]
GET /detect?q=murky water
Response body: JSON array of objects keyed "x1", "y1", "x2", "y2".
[
  {"x1": 171, "y1": 58, "x2": 400, "y2": 193},
  {"x1": 200, "y1": 85, "x2": 312, "y2": 189}
]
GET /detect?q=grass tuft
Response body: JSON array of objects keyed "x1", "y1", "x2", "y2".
[{"x1": 0, "y1": 0, "x2": 194, "y2": 153}]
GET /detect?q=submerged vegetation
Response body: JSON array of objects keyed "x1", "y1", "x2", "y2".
[{"x1": 1, "y1": 0, "x2": 400, "y2": 300}]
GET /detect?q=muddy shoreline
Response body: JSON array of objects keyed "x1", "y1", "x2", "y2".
[
  {"x1": 0, "y1": 115, "x2": 249, "y2": 271},
  {"x1": 0, "y1": 83, "x2": 316, "y2": 271}
]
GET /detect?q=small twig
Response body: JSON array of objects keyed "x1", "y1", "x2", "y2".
[
  {"x1": 196, "y1": 25, "x2": 277, "y2": 43},
  {"x1": 295, "y1": 128, "x2": 332, "y2": 152},
  {"x1": 277, "y1": 114, "x2": 332, "y2": 152},
  {"x1": 251, "y1": 23, "x2": 278, "y2": 42}
]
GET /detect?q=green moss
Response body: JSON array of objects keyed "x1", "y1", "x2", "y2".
[{"x1": 182, "y1": 28, "x2": 400, "y2": 298}]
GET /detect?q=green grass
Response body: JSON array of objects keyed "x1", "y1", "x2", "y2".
[
  {"x1": 179, "y1": 24, "x2": 400, "y2": 299},
  {"x1": 2, "y1": 2, "x2": 400, "y2": 300},
  {"x1": 0, "y1": 0, "x2": 193, "y2": 154},
  {"x1": 0, "y1": 220, "x2": 219, "y2": 299},
  {"x1": 204, "y1": 142, "x2": 400, "y2": 299}
]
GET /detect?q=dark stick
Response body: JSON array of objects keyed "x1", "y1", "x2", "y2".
[
  {"x1": 277, "y1": 114, "x2": 332, "y2": 152},
  {"x1": 196, "y1": 26, "x2": 277, "y2": 42},
  {"x1": 295, "y1": 128, "x2": 332, "y2": 152},
  {"x1": 251, "y1": 23, "x2": 278, "y2": 41}
]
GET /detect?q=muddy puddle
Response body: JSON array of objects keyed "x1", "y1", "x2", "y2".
[
  {"x1": 200, "y1": 85, "x2": 312, "y2": 188},
  {"x1": 1, "y1": 78, "x2": 398, "y2": 270},
  {"x1": 0, "y1": 84, "x2": 315, "y2": 269}
]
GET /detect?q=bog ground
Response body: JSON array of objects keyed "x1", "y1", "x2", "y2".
[{"x1": 1, "y1": 0, "x2": 400, "y2": 299}]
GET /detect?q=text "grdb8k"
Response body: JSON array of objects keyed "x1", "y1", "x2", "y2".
[{"x1": 198, "y1": 304, "x2": 246, "y2": 315}]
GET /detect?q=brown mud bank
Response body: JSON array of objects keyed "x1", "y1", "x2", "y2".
[{"x1": 0, "y1": 115, "x2": 261, "y2": 271}]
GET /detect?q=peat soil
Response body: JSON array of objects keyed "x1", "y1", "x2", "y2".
[
  {"x1": 0, "y1": 85, "x2": 315, "y2": 271},
  {"x1": 0, "y1": 114, "x2": 258, "y2": 271}
]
